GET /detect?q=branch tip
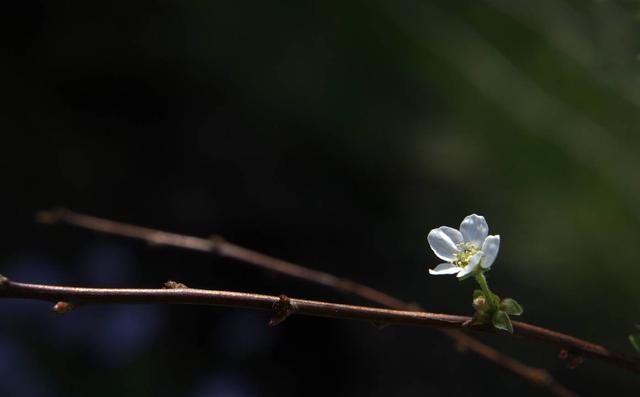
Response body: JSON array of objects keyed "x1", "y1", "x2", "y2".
[
  {"x1": 529, "y1": 369, "x2": 552, "y2": 385},
  {"x1": 35, "y1": 207, "x2": 67, "y2": 225},
  {"x1": 35, "y1": 211, "x2": 58, "y2": 225},
  {"x1": 269, "y1": 294, "x2": 296, "y2": 326}
]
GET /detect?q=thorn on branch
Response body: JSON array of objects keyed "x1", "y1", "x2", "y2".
[
  {"x1": 163, "y1": 280, "x2": 189, "y2": 289},
  {"x1": 53, "y1": 301, "x2": 73, "y2": 314},
  {"x1": 269, "y1": 294, "x2": 296, "y2": 326}
]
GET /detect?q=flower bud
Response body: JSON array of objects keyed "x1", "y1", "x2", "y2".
[{"x1": 473, "y1": 296, "x2": 489, "y2": 311}]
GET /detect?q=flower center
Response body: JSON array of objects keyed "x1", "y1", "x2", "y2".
[{"x1": 453, "y1": 243, "x2": 480, "y2": 268}]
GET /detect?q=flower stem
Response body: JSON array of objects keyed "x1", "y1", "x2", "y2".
[{"x1": 474, "y1": 272, "x2": 496, "y2": 309}]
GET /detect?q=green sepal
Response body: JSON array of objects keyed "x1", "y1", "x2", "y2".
[
  {"x1": 500, "y1": 298, "x2": 524, "y2": 316},
  {"x1": 629, "y1": 333, "x2": 640, "y2": 353},
  {"x1": 492, "y1": 310, "x2": 513, "y2": 333},
  {"x1": 473, "y1": 289, "x2": 484, "y2": 299}
]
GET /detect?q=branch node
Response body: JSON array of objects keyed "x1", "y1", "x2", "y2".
[
  {"x1": 163, "y1": 280, "x2": 189, "y2": 289},
  {"x1": 53, "y1": 301, "x2": 74, "y2": 314},
  {"x1": 0, "y1": 274, "x2": 8, "y2": 287},
  {"x1": 146, "y1": 232, "x2": 169, "y2": 247},
  {"x1": 269, "y1": 294, "x2": 296, "y2": 326},
  {"x1": 208, "y1": 235, "x2": 226, "y2": 253}
]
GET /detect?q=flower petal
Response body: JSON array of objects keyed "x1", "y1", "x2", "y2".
[
  {"x1": 460, "y1": 214, "x2": 489, "y2": 247},
  {"x1": 427, "y1": 227, "x2": 461, "y2": 261},
  {"x1": 438, "y1": 226, "x2": 463, "y2": 245},
  {"x1": 456, "y1": 252, "x2": 482, "y2": 279},
  {"x1": 429, "y1": 263, "x2": 461, "y2": 275},
  {"x1": 481, "y1": 235, "x2": 500, "y2": 269}
]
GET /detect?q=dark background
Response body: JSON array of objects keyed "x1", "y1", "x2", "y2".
[{"x1": 1, "y1": 1, "x2": 640, "y2": 396}]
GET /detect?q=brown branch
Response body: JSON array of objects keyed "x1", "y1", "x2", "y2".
[
  {"x1": 1, "y1": 274, "x2": 639, "y2": 379},
  {"x1": 36, "y1": 209, "x2": 407, "y2": 308},
  {"x1": 35, "y1": 209, "x2": 586, "y2": 394},
  {"x1": 30, "y1": 209, "x2": 604, "y2": 395}
]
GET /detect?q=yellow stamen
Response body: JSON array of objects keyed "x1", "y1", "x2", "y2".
[{"x1": 453, "y1": 243, "x2": 479, "y2": 268}]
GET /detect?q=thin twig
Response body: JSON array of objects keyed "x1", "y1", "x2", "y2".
[
  {"x1": 33, "y1": 209, "x2": 591, "y2": 395},
  {"x1": 1, "y1": 275, "x2": 639, "y2": 377}
]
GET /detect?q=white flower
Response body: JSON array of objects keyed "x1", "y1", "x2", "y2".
[{"x1": 427, "y1": 214, "x2": 500, "y2": 279}]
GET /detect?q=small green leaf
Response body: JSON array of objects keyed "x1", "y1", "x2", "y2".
[
  {"x1": 629, "y1": 333, "x2": 640, "y2": 353},
  {"x1": 473, "y1": 289, "x2": 484, "y2": 299},
  {"x1": 500, "y1": 298, "x2": 524, "y2": 316},
  {"x1": 492, "y1": 310, "x2": 513, "y2": 333}
]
